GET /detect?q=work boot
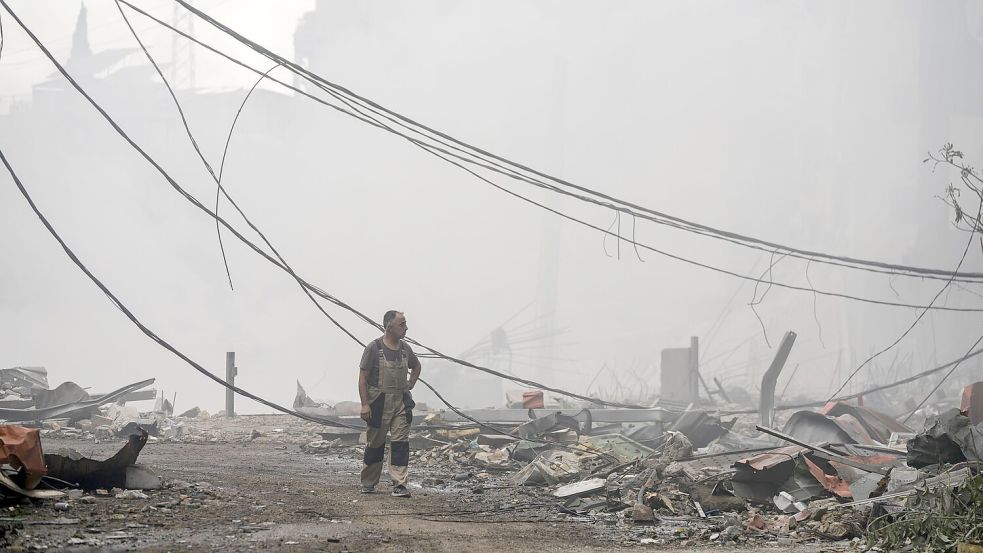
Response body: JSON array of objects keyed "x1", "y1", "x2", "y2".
[{"x1": 391, "y1": 485, "x2": 410, "y2": 498}]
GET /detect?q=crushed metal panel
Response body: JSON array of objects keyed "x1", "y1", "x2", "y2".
[
  {"x1": 0, "y1": 397, "x2": 34, "y2": 410},
  {"x1": 0, "y1": 367, "x2": 48, "y2": 390},
  {"x1": 515, "y1": 412, "x2": 582, "y2": 439},
  {"x1": 737, "y1": 445, "x2": 810, "y2": 471},
  {"x1": 0, "y1": 425, "x2": 46, "y2": 489},
  {"x1": 783, "y1": 410, "x2": 869, "y2": 444},
  {"x1": 780, "y1": 456, "x2": 827, "y2": 502},
  {"x1": 90, "y1": 389, "x2": 158, "y2": 403},
  {"x1": 669, "y1": 410, "x2": 734, "y2": 449},
  {"x1": 0, "y1": 378, "x2": 154, "y2": 422},
  {"x1": 512, "y1": 450, "x2": 583, "y2": 486},
  {"x1": 827, "y1": 414, "x2": 878, "y2": 444},
  {"x1": 802, "y1": 456, "x2": 852, "y2": 498},
  {"x1": 554, "y1": 477, "x2": 606, "y2": 498},
  {"x1": 676, "y1": 448, "x2": 778, "y2": 472},
  {"x1": 580, "y1": 434, "x2": 655, "y2": 462},
  {"x1": 734, "y1": 446, "x2": 833, "y2": 503},
  {"x1": 731, "y1": 445, "x2": 806, "y2": 502},
  {"x1": 44, "y1": 430, "x2": 149, "y2": 490},
  {"x1": 821, "y1": 402, "x2": 912, "y2": 444},
  {"x1": 31, "y1": 382, "x2": 89, "y2": 410},
  {"x1": 846, "y1": 472, "x2": 883, "y2": 501},
  {"x1": 293, "y1": 380, "x2": 327, "y2": 409}
]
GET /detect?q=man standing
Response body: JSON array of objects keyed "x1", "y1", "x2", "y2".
[{"x1": 358, "y1": 310, "x2": 421, "y2": 497}]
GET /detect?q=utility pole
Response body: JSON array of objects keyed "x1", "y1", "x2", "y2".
[{"x1": 225, "y1": 351, "x2": 236, "y2": 417}]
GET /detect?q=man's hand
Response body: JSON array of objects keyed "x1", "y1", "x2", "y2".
[{"x1": 360, "y1": 404, "x2": 371, "y2": 422}]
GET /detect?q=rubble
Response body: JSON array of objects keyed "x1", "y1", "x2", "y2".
[
  {"x1": 385, "y1": 381, "x2": 982, "y2": 549},
  {"x1": 2, "y1": 365, "x2": 981, "y2": 552}
]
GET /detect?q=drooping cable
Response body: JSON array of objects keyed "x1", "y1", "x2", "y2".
[
  {"x1": 172, "y1": 0, "x2": 983, "y2": 285},
  {"x1": 0, "y1": 147, "x2": 360, "y2": 430},
  {"x1": 112, "y1": 0, "x2": 366, "y2": 348},
  {"x1": 214, "y1": 62, "x2": 280, "y2": 285},
  {"x1": 10, "y1": 0, "x2": 982, "y2": 420},
  {"x1": 0, "y1": 0, "x2": 683, "y2": 409},
  {"x1": 826, "y1": 202, "x2": 981, "y2": 401},
  {"x1": 112, "y1": 0, "x2": 237, "y2": 290},
  {"x1": 112, "y1": 0, "x2": 983, "y2": 312},
  {"x1": 901, "y1": 329, "x2": 983, "y2": 424}
]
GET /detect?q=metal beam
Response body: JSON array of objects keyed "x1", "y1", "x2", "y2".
[
  {"x1": 91, "y1": 389, "x2": 157, "y2": 403},
  {"x1": 755, "y1": 424, "x2": 890, "y2": 475},
  {"x1": 760, "y1": 331, "x2": 797, "y2": 427}
]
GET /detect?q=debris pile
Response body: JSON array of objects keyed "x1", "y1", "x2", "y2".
[
  {"x1": 381, "y1": 380, "x2": 983, "y2": 549},
  {"x1": 3, "y1": 362, "x2": 981, "y2": 552}
]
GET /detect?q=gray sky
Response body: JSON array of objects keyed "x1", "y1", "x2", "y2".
[{"x1": 2, "y1": 1, "x2": 983, "y2": 414}]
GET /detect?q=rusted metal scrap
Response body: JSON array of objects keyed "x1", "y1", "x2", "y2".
[
  {"x1": 819, "y1": 401, "x2": 912, "y2": 444},
  {"x1": 962, "y1": 381, "x2": 983, "y2": 425},
  {"x1": 0, "y1": 425, "x2": 47, "y2": 489}
]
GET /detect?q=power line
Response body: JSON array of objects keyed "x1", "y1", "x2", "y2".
[
  {"x1": 114, "y1": 0, "x2": 232, "y2": 291},
  {"x1": 0, "y1": 146, "x2": 360, "y2": 430},
  {"x1": 825, "y1": 202, "x2": 981, "y2": 401},
  {"x1": 901, "y1": 329, "x2": 983, "y2": 424},
  {"x1": 3, "y1": 0, "x2": 656, "y2": 409},
  {"x1": 720, "y1": 344, "x2": 983, "y2": 415},
  {"x1": 172, "y1": 0, "x2": 983, "y2": 285},
  {"x1": 9, "y1": 0, "x2": 982, "y2": 424},
  {"x1": 112, "y1": 0, "x2": 366, "y2": 348},
  {"x1": 213, "y1": 62, "x2": 280, "y2": 289},
  {"x1": 114, "y1": 0, "x2": 983, "y2": 313}
]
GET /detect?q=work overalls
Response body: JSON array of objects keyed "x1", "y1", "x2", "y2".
[{"x1": 360, "y1": 341, "x2": 415, "y2": 488}]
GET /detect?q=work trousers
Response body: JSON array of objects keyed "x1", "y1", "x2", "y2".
[{"x1": 361, "y1": 390, "x2": 412, "y2": 488}]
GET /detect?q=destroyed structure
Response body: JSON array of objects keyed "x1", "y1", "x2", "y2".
[{"x1": 3, "y1": 344, "x2": 983, "y2": 552}]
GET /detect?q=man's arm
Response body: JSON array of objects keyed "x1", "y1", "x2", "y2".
[
  {"x1": 358, "y1": 343, "x2": 373, "y2": 421},
  {"x1": 359, "y1": 368, "x2": 370, "y2": 421},
  {"x1": 408, "y1": 354, "x2": 421, "y2": 390}
]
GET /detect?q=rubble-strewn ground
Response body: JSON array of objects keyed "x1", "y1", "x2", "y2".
[{"x1": 3, "y1": 415, "x2": 844, "y2": 552}]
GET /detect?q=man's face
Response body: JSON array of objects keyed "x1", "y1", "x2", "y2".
[{"x1": 389, "y1": 313, "x2": 408, "y2": 339}]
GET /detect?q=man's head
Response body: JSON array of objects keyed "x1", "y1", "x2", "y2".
[{"x1": 383, "y1": 310, "x2": 407, "y2": 339}]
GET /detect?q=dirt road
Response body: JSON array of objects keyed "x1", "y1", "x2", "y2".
[{"x1": 5, "y1": 431, "x2": 840, "y2": 552}]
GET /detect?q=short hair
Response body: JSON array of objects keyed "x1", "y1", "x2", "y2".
[{"x1": 383, "y1": 310, "x2": 400, "y2": 329}]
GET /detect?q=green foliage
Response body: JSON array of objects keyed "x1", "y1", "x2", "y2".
[{"x1": 866, "y1": 471, "x2": 983, "y2": 552}]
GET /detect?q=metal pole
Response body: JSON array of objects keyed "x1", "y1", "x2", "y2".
[
  {"x1": 759, "y1": 331, "x2": 797, "y2": 427},
  {"x1": 225, "y1": 351, "x2": 236, "y2": 417}
]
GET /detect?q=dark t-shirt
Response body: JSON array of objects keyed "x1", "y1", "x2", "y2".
[{"x1": 359, "y1": 338, "x2": 420, "y2": 388}]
